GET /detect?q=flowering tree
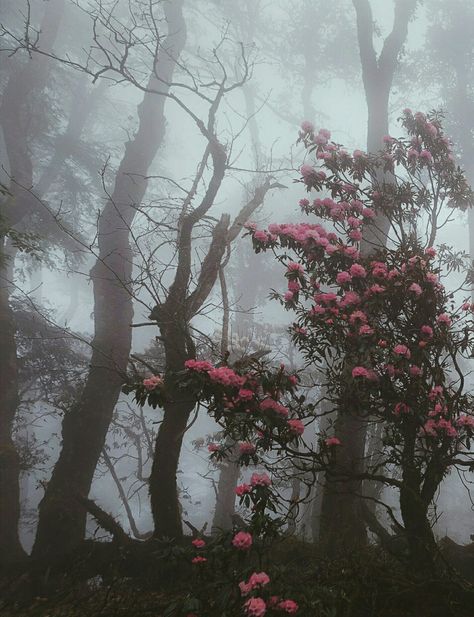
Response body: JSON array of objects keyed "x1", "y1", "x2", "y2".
[{"x1": 130, "y1": 110, "x2": 474, "y2": 590}]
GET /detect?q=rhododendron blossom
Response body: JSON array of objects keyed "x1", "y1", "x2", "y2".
[
  {"x1": 232, "y1": 531, "x2": 253, "y2": 550},
  {"x1": 251, "y1": 472, "x2": 271, "y2": 487},
  {"x1": 244, "y1": 597, "x2": 267, "y2": 617},
  {"x1": 352, "y1": 366, "x2": 369, "y2": 378},
  {"x1": 191, "y1": 538, "x2": 206, "y2": 548},
  {"x1": 278, "y1": 599, "x2": 299, "y2": 614},
  {"x1": 393, "y1": 344, "x2": 411, "y2": 359},
  {"x1": 142, "y1": 375, "x2": 163, "y2": 390},
  {"x1": 288, "y1": 418, "x2": 305, "y2": 435}
]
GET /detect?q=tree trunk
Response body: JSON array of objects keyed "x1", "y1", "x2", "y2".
[
  {"x1": 33, "y1": 1, "x2": 186, "y2": 560},
  {"x1": 319, "y1": 0, "x2": 415, "y2": 554},
  {"x1": 0, "y1": 251, "x2": 25, "y2": 564},
  {"x1": 0, "y1": 0, "x2": 65, "y2": 564},
  {"x1": 212, "y1": 442, "x2": 240, "y2": 534}
]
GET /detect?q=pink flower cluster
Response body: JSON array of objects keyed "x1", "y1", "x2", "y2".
[
  {"x1": 208, "y1": 366, "x2": 245, "y2": 387},
  {"x1": 143, "y1": 375, "x2": 163, "y2": 390},
  {"x1": 239, "y1": 571, "x2": 270, "y2": 596},
  {"x1": 260, "y1": 398, "x2": 289, "y2": 418},
  {"x1": 184, "y1": 359, "x2": 214, "y2": 372},
  {"x1": 232, "y1": 531, "x2": 253, "y2": 550}
]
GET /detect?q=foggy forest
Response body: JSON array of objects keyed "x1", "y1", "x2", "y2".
[{"x1": 3, "y1": 1, "x2": 474, "y2": 616}]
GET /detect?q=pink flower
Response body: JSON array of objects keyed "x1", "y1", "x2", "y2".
[
  {"x1": 425, "y1": 247, "x2": 436, "y2": 258},
  {"x1": 429, "y1": 386, "x2": 444, "y2": 401},
  {"x1": 248, "y1": 571, "x2": 270, "y2": 588},
  {"x1": 352, "y1": 366, "x2": 369, "y2": 378},
  {"x1": 232, "y1": 531, "x2": 253, "y2": 550},
  {"x1": 340, "y1": 291, "x2": 361, "y2": 307},
  {"x1": 368, "y1": 284, "x2": 385, "y2": 294},
  {"x1": 349, "y1": 263, "x2": 367, "y2": 278},
  {"x1": 185, "y1": 359, "x2": 214, "y2": 372},
  {"x1": 437, "y1": 313, "x2": 451, "y2": 327},
  {"x1": 420, "y1": 149, "x2": 433, "y2": 163},
  {"x1": 456, "y1": 415, "x2": 474, "y2": 428},
  {"x1": 421, "y1": 325, "x2": 433, "y2": 338},
  {"x1": 238, "y1": 388, "x2": 254, "y2": 401},
  {"x1": 278, "y1": 599, "x2": 299, "y2": 614},
  {"x1": 208, "y1": 443, "x2": 220, "y2": 452},
  {"x1": 239, "y1": 442, "x2": 256, "y2": 455},
  {"x1": 300, "y1": 164, "x2": 315, "y2": 181},
  {"x1": 254, "y1": 230, "x2": 270, "y2": 243},
  {"x1": 409, "y1": 283, "x2": 422, "y2": 296},
  {"x1": 244, "y1": 597, "x2": 267, "y2": 617},
  {"x1": 192, "y1": 538, "x2": 206, "y2": 548},
  {"x1": 260, "y1": 398, "x2": 289, "y2": 417},
  {"x1": 393, "y1": 402, "x2": 410, "y2": 416},
  {"x1": 359, "y1": 325, "x2": 374, "y2": 335},
  {"x1": 425, "y1": 272, "x2": 438, "y2": 284},
  {"x1": 284, "y1": 291, "x2": 294, "y2": 302},
  {"x1": 362, "y1": 207, "x2": 375, "y2": 218},
  {"x1": 142, "y1": 374, "x2": 163, "y2": 390},
  {"x1": 409, "y1": 365, "x2": 422, "y2": 377},
  {"x1": 239, "y1": 581, "x2": 253, "y2": 596},
  {"x1": 325, "y1": 436, "x2": 341, "y2": 446},
  {"x1": 191, "y1": 556, "x2": 207, "y2": 564},
  {"x1": 349, "y1": 310, "x2": 368, "y2": 324},
  {"x1": 208, "y1": 366, "x2": 245, "y2": 387},
  {"x1": 251, "y1": 472, "x2": 271, "y2": 487},
  {"x1": 288, "y1": 419, "x2": 305, "y2": 435},
  {"x1": 300, "y1": 120, "x2": 314, "y2": 133},
  {"x1": 287, "y1": 280, "x2": 301, "y2": 293},
  {"x1": 347, "y1": 216, "x2": 362, "y2": 228},
  {"x1": 336, "y1": 271, "x2": 352, "y2": 285},
  {"x1": 349, "y1": 229, "x2": 362, "y2": 241},
  {"x1": 235, "y1": 483, "x2": 252, "y2": 496},
  {"x1": 287, "y1": 261, "x2": 304, "y2": 274},
  {"x1": 393, "y1": 344, "x2": 411, "y2": 359}
]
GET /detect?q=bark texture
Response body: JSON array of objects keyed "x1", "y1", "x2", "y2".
[
  {"x1": 319, "y1": 0, "x2": 416, "y2": 555},
  {"x1": 33, "y1": 1, "x2": 186, "y2": 560}
]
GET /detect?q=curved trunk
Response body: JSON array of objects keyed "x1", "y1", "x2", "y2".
[
  {"x1": 0, "y1": 252, "x2": 24, "y2": 564},
  {"x1": 319, "y1": 0, "x2": 415, "y2": 554},
  {"x1": 0, "y1": 0, "x2": 65, "y2": 564},
  {"x1": 33, "y1": 1, "x2": 186, "y2": 560}
]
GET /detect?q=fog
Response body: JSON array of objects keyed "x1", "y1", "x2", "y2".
[{"x1": 2, "y1": 1, "x2": 474, "y2": 615}]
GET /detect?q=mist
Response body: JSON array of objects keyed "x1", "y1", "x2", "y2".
[{"x1": 1, "y1": 1, "x2": 474, "y2": 616}]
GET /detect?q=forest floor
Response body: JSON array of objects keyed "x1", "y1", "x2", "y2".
[{"x1": 2, "y1": 538, "x2": 474, "y2": 617}]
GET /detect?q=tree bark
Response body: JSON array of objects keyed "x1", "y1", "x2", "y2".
[
  {"x1": 32, "y1": 0, "x2": 186, "y2": 560},
  {"x1": 212, "y1": 442, "x2": 241, "y2": 534},
  {"x1": 319, "y1": 0, "x2": 416, "y2": 555},
  {"x1": 149, "y1": 177, "x2": 280, "y2": 539},
  {"x1": 0, "y1": 0, "x2": 65, "y2": 564}
]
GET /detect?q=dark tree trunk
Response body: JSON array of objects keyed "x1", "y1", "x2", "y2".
[
  {"x1": 33, "y1": 1, "x2": 186, "y2": 560},
  {"x1": 319, "y1": 0, "x2": 416, "y2": 554},
  {"x1": 0, "y1": 0, "x2": 65, "y2": 564},
  {"x1": 0, "y1": 253, "x2": 24, "y2": 564},
  {"x1": 149, "y1": 319, "x2": 196, "y2": 541}
]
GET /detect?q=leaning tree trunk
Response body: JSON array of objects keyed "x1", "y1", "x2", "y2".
[
  {"x1": 319, "y1": 0, "x2": 416, "y2": 555},
  {"x1": 33, "y1": 1, "x2": 186, "y2": 561},
  {"x1": 0, "y1": 253, "x2": 24, "y2": 564},
  {"x1": 0, "y1": 0, "x2": 65, "y2": 564},
  {"x1": 149, "y1": 318, "x2": 197, "y2": 540}
]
